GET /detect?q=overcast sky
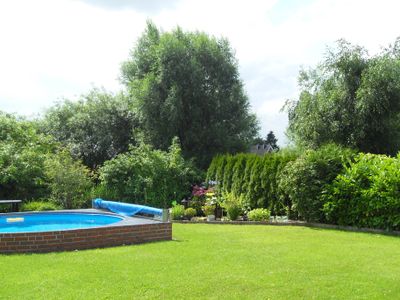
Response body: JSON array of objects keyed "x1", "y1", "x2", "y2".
[{"x1": 1, "y1": 0, "x2": 400, "y2": 144}]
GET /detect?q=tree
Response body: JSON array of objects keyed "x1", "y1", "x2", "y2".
[
  {"x1": 265, "y1": 131, "x2": 279, "y2": 151},
  {"x1": 286, "y1": 39, "x2": 400, "y2": 155},
  {"x1": 121, "y1": 21, "x2": 259, "y2": 168},
  {"x1": 41, "y1": 88, "x2": 139, "y2": 169},
  {"x1": 98, "y1": 139, "x2": 200, "y2": 208},
  {"x1": 0, "y1": 112, "x2": 55, "y2": 200}
]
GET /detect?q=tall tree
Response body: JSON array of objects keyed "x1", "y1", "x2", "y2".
[
  {"x1": 286, "y1": 39, "x2": 400, "y2": 155},
  {"x1": 41, "y1": 88, "x2": 139, "y2": 169},
  {"x1": 121, "y1": 21, "x2": 259, "y2": 168},
  {"x1": 265, "y1": 131, "x2": 279, "y2": 151}
]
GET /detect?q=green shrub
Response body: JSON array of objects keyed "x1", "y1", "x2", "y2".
[
  {"x1": 171, "y1": 204, "x2": 185, "y2": 220},
  {"x1": 222, "y1": 192, "x2": 243, "y2": 221},
  {"x1": 99, "y1": 139, "x2": 200, "y2": 208},
  {"x1": 0, "y1": 113, "x2": 57, "y2": 200},
  {"x1": 226, "y1": 205, "x2": 241, "y2": 221},
  {"x1": 22, "y1": 201, "x2": 61, "y2": 211},
  {"x1": 278, "y1": 144, "x2": 355, "y2": 222},
  {"x1": 202, "y1": 204, "x2": 215, "y2": 216},
  {"x1": 247, "y1": 208, "x2": 271, "y2": 221},
  {"x1": 184, "y1": 208, "x2": 197, "y2": 219},
  {"x1": 45, "y1": 150, "x2": 93, "y2": 209},
  {"x1": 323, "y1": 153, "x2": 400, "y2": 230}
]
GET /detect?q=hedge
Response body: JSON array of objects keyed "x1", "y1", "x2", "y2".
[
  {"x1": 207, "y1": 150, "x2": 298, "y2": 215},
  {"x1": 323, "y1": 153, "x2": 400, "y2": 230}
]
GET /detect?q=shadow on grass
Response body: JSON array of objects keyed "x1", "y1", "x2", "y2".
[{"x1": 305, "y1": 223, "x2": 400, "y2": 238}]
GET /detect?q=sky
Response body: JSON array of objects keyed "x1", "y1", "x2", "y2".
[{"x1": 1, "y1": 0, "x2": 400, "y2": 145}]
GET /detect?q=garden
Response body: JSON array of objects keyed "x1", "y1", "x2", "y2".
[
  {"x1": 2, "y1": 22, "x2": 400, "y2": 299},
  {"x1": 2, "y1": 224, "x2": 400, "y2": 299}
]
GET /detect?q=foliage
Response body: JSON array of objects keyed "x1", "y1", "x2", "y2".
[
  {"x1": 222, "y1": 192, "x2": 243, "y2": 221},
  {"x1": 278, "y1": 144, "x2": 355, "y2": 222},
  {"x1": 0, "y1": 112, "x2": 56, "y2": 200},
  {"x1": 0, "y1": 112, "x2": 94, "y2": 209},
  {"x1": 189, "y1": 185, "x2": 210, "y2": 215},
  {"x1": 247, "y1": 208, "x2": 271, "y2": 221},
  {"x1": 44, "y1": 150, "x2": 93, "y2": 209},
  {"x1": 202, "y1": 204, "x2": 215, "y2": 216},
  {"x1": 98, "y1": 139, "x2": 200, "y2": 208},
  {"x1": 41, "y1": 88, "x2": 139, "y2": 169},
  {"x1": 323, "y1": 153, "x2": 400, "y2": 230},
  {"x1": 170, "y1": 204, "x2": 185, "y2": 220},
  {"x1": 265, "y1": 131, "x2": 279, "y2": 151},
  {"x1": 184, "y1": 207, "x2": 197, "y2": 219},
  {"x1": 22, "y1": 200, "x2": 61, "y2": 211},
  {"x1": 207, "y1": 151, "x2": 298, "y2": 215},
  {"x1": 286, "y1": 39, "x2": 400, "y2": 155},
  {"x1": 121, "y1": 21, "x2": 259, "y2": 168},
  {"x1": 222, "y1": 155, "x2": 238, "y2": 193}
]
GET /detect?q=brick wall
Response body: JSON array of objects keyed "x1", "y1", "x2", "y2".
[{"x1": 0, "y1": 222, "x2": 172, "y2": 253}]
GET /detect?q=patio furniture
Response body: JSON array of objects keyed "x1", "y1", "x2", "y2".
[{"x1": 0, "y1": 200, "x2": 22, "y2": 212}]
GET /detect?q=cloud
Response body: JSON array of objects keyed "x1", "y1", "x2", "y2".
[
  {"x1": 1, "y1": 0, "x2": 400, "y2": 146},
  {"x1": 75, "y1": 0, "x2": 180, "y2": 13}
]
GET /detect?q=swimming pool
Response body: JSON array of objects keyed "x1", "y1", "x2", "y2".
[
  {"x1": 0, "y1": 212, "x2": 123, "y2": 233},
  {"x1": 0, "y1": 210, "x2": 172, "y2": 253}
]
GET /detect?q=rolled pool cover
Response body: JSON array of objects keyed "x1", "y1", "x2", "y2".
[{"x1": 93, "y1": 198, "x2": 163, "y2": 217}]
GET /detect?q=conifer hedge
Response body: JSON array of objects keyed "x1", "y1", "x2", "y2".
[{"x1": 206, "y1": 150, "x2": 298, "y2": 215}]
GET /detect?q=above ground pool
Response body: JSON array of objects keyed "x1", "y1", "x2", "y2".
[
  {"x1": 0, "y1": 207, "x2": 172, "y2": 253},
  {"x1": 0, "y1": 212, "x2": 123, "y2": 233}
]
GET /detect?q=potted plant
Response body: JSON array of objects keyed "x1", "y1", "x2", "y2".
[{"x1": 202, "y1": 204, "x2": 216, "y2": 221}]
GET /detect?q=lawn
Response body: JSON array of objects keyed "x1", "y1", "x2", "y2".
[{"x1": 1, "y1": 224, "x2": 400, "y2": 299}]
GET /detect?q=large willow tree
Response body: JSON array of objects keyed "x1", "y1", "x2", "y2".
[
  {"x1": 121, "y1": 22, "x2": 259, "y2": 168},
  {"x1": 286, "y1": 39, "x2": 400, "y2": 155}
]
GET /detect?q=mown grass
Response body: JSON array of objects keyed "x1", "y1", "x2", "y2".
[{"x1": 1, "y1": 224, "x2": 400, "y2": 299}]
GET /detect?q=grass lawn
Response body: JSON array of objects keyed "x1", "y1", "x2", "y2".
[{"x1": 1, "y1": 224, "x2": 400, "y2": 299}]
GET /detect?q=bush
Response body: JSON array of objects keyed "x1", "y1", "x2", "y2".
[
  {"x1": 99, "y1": 139, "x2": 201, "y2": 208},
  {"x1": 22, "y1": 201, "x2": 61, "y2": 211},
  {"x1": 222, "y1": 192, "x2": 243, "y2": 221},
  {"x1": 45, "y1": 150, "x2": 93, "y2": 209},
  {"x1": 184, "y1": 208, "x2": 197, "y2": 219},
  {"x1": 226, "y1": 205, "x2": 241, "y2": 221},
  {"x1": 278, "y1": 144, "x2": 355, "y2": 222},
  {"x1": 0, "y1": 113, "x2": 56, "y2": 200},
  {"x1": 202, "y1": 205, "x2": 215, "y2": 216},
  {"x1": 323, "y1": 153, "x2": 400, "y2": 230},
  {"x1": 171, "y1": 204, "x2": 185, "y2": 220},
  {"x1": 247, "y1": 208, "x2": 271, "y2": 222}
]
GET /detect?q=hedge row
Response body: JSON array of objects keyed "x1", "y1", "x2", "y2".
[
  {"x1": 208, "y1": 145, "x2": 400, "y2": 231},
  {"x1": 323, "y1": 153, "x2": 400, "y2": 231},
  {"x1": 206, "y1": 150, "x2": 298, "y2": 216}
]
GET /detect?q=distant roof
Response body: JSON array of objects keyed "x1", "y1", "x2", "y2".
[{"x1": 249, "y1": 143, "x2": 274, "y2": 155}]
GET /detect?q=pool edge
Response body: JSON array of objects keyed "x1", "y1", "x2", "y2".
[{"x1": 0, "y1": 210, "x2": 172, "y2": 253}]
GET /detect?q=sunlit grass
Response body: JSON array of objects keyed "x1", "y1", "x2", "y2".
[{"x1": 1, "y1": 224, "x2": 400, "y2": 299}]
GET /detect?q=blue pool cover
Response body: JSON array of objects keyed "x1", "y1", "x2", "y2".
[{"x1": 93, "y1": 199, "x2": 163, "y2": 217}]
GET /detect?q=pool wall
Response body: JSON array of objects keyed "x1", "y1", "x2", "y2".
[{"x1": 0, "y1": 221, "x2": 172, "y2": 253}]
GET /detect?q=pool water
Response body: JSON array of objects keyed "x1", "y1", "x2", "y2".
[{"x1": 0, "y1": 213, "x2": 123, "y2": 233}]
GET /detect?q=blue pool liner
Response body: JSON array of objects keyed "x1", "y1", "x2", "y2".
[{"x1": 93, "y1": 198, "x2": 163, "y2": 217}]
